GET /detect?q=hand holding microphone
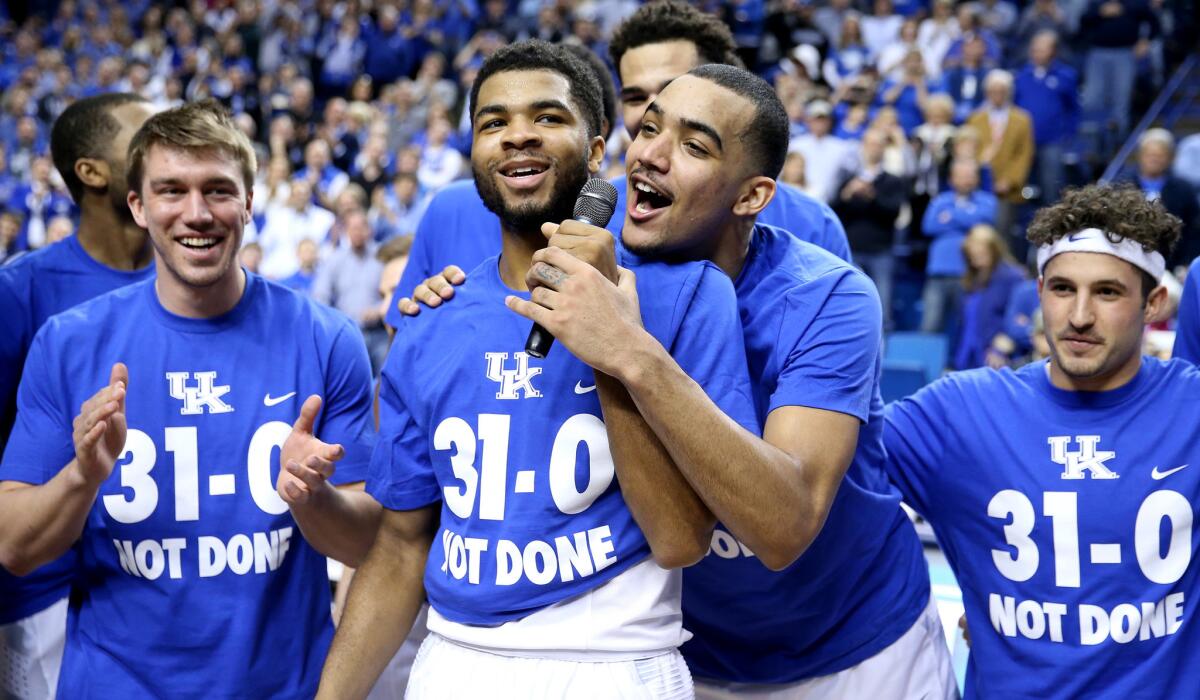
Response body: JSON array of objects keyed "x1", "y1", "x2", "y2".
[{"x1": 524, "y1": 178, "x2": 619, "y2": 358}]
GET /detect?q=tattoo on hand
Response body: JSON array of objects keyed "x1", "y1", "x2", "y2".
[{"x1": 534, "y1": 263, "x2": 568, "y2": 287}]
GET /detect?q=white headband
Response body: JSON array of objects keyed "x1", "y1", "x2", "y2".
[{"x1": 1036, "y1": 228, "x2": 1165, "y2": 280}]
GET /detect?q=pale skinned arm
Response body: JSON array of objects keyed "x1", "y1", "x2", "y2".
[
  {"x1": 0, "y1": 364, "x2": 128, "y2": 575},
  {"x1": 316, "y1": 504, "x2": 437, "y2": 700},
  {"x1": 508, "y1": 249, "x2": 860, "y2": 571},
  {"x1": 278, "y1": 395, "x2": 383, "y2": 567}
]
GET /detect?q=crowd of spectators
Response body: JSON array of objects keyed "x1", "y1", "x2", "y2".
[{"x1": 0, "y1": 0, "x2": 1196, "y2": 375}]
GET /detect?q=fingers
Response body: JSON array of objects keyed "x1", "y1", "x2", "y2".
[
  {"x1": 529, "y1": 285, "x2": 560, "y2": 310},
  {"x1": 293, "y1": 395, "x2": 323, "y2": 434},
  {"x1": 540, "y1": 221, "x2": 560, "y2": 240},
  {"x1": 535, "y1": 246, "x2": 589, "y2": 275},
  {"x1": 527, "y1": 261, "x2": 569, "y2": 291},
  {"x1": 398, "y1": 297, "x2": 421, "y2": 316},
  {"x1": 411, "y1": 282, "x2": 444, "y2": 308},
  {"x1": 505, "y1": 295, "x2": 549, "y2": 326},
  {"x1": 426, "y1": 274, "x2": 456, "y2": 300},
  {"x1": 441, "y1": 265, "x2": 467, "y2": 284}
]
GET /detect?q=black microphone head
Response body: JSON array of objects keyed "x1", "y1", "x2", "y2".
[{"x1": 573, "y1": 178, "x2": 619, "y2": 228}]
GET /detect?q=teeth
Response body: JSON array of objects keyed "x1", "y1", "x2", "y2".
[
  {"x1": 506, "y1": 166, "x2": 544, "y2": 177},
  {"x1": 635, "y1": 181, "x2": 662, "y2": 196},
  {"x1": 180, "y1": 237, "x2": 219, "y2": 248},
  {"x1": 636, "y1": 199, "x2": 653, "y2": 213}
]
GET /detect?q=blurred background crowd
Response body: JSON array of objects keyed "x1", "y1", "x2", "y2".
[{"x1": 0, "y1": 0, "x2": 1196, "y2": 383}]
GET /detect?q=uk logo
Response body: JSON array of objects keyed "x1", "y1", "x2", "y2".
[
  {"x1": 484, "y1": 352, "x2": 542, "y2": 399},
  {"x1": 166, "y1": 371, "x2": 235, "y2": 415},
  {"x1": 1048, "y1": 435, "x2": 1118, "y2": 479}
]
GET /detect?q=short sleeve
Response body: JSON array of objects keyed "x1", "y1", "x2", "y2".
[
  {"x1": 819, "y1": 201, "x2": 853, "y2": 263},
  {"x1": 0, "y1": 268, "x2": 33, "y2": 447},
  {"x1": 770, "y1": 270, "x2": 881, "y2": 420},
  {"x1": 1173, "y1": 258, "x2": 1200, "y2": 363},
  {"x1": 0, "y1": 328, "x2": 74, "y2": 485},
  {"x1": 366, "y1": 333, "x2": 441, "y2": 510},
  {"x1": 318, "y1": 320, "x2": 377, "y2": 485},
  {"x1": 882, "y1": 380, "x2": 955, "y2": 518},
  {"x1": 668, "y1": 265, "x2": 759, "y2": 433}
]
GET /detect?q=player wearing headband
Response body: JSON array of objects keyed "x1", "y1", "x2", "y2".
[{"x1": 884, "y1": 184, "x2": 1198, "y2": 698}]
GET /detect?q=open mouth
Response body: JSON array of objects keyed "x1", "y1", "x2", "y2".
[
  {"x1": 498, "y1": 159, "x2": 550, "y2": 189},
  {"x1": 630, "y1": 177, "x2": 673, "y2": 219}
]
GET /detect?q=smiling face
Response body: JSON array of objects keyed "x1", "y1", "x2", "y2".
[
  {"x1": 1039, "y1": 252, "x2": 1164, "y2": 390},
  {"x1": 621, "y1": 74, "x2": 759, "y2": 261},
  {"x1": 471, "y1": 69, "x2": 603, "y2": 234},
  {"x1": 128, "y1": 144, "x2": 252, "y2": 306}
]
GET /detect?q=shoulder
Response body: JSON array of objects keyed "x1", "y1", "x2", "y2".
[
  {"x1": 1, "y1": 237, "x2": 74, "y2": 276},
  {"x1": 426, "y1": 178, "x2": 483, "y2": 208},
  {"x1": 753, "y1": 224, "x2": 868, "y2": 295},
  {"x1": 905, "y1": 364, "x2": 1030, "y2": 413},
  {"x1": 39, "y1": 277, "x2": 153, "y2": 342},
  {"x1": 258, "y1": 275, "x2": 359, "y2": 338}
]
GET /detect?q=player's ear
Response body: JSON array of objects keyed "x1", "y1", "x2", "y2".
[
  {"x1": 75, "y1": 158, "x2": 110, "y2": 191},
  {"x1": 732, "y1": 176, "x2": 776, "y2": 218},
  {"x1": 1144, "y1": 283, "x2": 1169, "y2": 322},
  {"x1": 243, "y1": 186, "x2": 254, "y2": 224},
  {"x1": 586, "y1": 134, "x2": 605, "y2": 175},
  {"x1": 127, "y1": 189, "x2": 147, "y2": 228}
]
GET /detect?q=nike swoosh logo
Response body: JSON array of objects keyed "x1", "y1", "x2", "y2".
[
  {"x1": 574, "y1": 381, "x2": 596, "y2": 395},
  {"x1": 263, "y1": 392, "x2": 297, "y2": 407},
  {"x1": 1068, "y1": 233, "x2": 1088, "y2": 242},
  {"x1": 1152, "y1": 464, "x2": 1189, "y2": 480}
]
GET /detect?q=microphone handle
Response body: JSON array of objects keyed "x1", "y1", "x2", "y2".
[{"x1": 525, "y1": 322, "x2": 554, "y2": 359}]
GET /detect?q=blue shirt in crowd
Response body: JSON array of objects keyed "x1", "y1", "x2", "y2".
[
  {"x1": 1015, "y1": 62, "x2": 1081, "y2": 146},
  {"x1": 922, "y1": 189, "x2": 999, "y2": 276},
  {"x1": 885, "y1": 358, "x2": 1200, "y2": 699}
]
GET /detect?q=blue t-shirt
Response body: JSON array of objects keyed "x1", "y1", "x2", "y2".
[
  {"x1": 1173, "y1": 257, "x2": 1200, "y2": 363},
  {"x1": 383, "y1": 177, "x2": 852, "y2": 329},
  {"x1": 369, "y1": 252, "x2": 756, "y2": 625},
  {"x1": 681, "y1": 225, "x2": 931, "y2": 683},
  {"x1": 0, "y1": 235, "x2": 154, "y2": 625},
  {"x1": 0, "y1": 273, "x2": 374, "y2": 699},
  {"x1": 885, "y1": 359, "x2": 1200, "y2": 699}
]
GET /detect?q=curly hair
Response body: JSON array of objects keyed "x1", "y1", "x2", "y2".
[
  {"x1": 609, "y1": 1, "x2": 741, "y2": 70},
  {"x1": 1027, "y1": 184, "x2": 1182, "y2": 255}
]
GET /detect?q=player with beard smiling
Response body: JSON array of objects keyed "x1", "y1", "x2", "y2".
[{"x1": 318, "y1": 41, "x2": 755, "y2": 699}]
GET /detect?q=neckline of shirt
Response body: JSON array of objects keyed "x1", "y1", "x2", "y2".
[{"x1": 143, "y1": 267, "x2": 260, "y2": 333}]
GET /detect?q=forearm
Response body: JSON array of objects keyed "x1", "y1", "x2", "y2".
[
  {"x1": 618, "y1": 343, "x2": 820, "y2": 571},
  {"x1": 290, "y1": 485, "x2": 383, "y2": 567},
  {"x1": 317, "y1": 517, "x2": 432, "y2": 700},
  {"x1": 594, "y1": 371, "x2": 714, "y2": 568},
  {"x1": 0, "y1": 462, "x2": 100, "y2": 575}
]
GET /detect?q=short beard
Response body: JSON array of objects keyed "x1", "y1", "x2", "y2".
[{"x1": 473, "y1": 151, "x2": 589, "y2": 234}]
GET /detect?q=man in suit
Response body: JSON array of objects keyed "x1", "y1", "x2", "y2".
[{"x1": 966, "y1": 69, "x2": 1034, "y2": 259}]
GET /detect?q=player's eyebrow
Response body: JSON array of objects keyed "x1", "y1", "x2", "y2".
[
  {"x1": 620, "y1": 80, "x2": 672, "y2": 100},
  {"x1": 646, "y1": 103, "x2": 724, "y2": 153}
]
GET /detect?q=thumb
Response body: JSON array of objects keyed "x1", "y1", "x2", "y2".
[
  {"x1": 294, "y1": 395, "x2": 323, "y2": 435},
  {"x1": 617, "y1": 266, "x2": 638, "y2": 295},
  {"x1": 111, "y1": 362, "x2": 129, "y2": 388},
  {"x1": 111, "y1": 362, "x2": 129, "y2": 411},
  {"x1": 540, "y1": 221, "x2": 559, "y2": 240}
]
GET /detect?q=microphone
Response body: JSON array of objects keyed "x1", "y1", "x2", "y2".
[{"x1": 525, "y1": 177, "x2": 620, "y2": 359}]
